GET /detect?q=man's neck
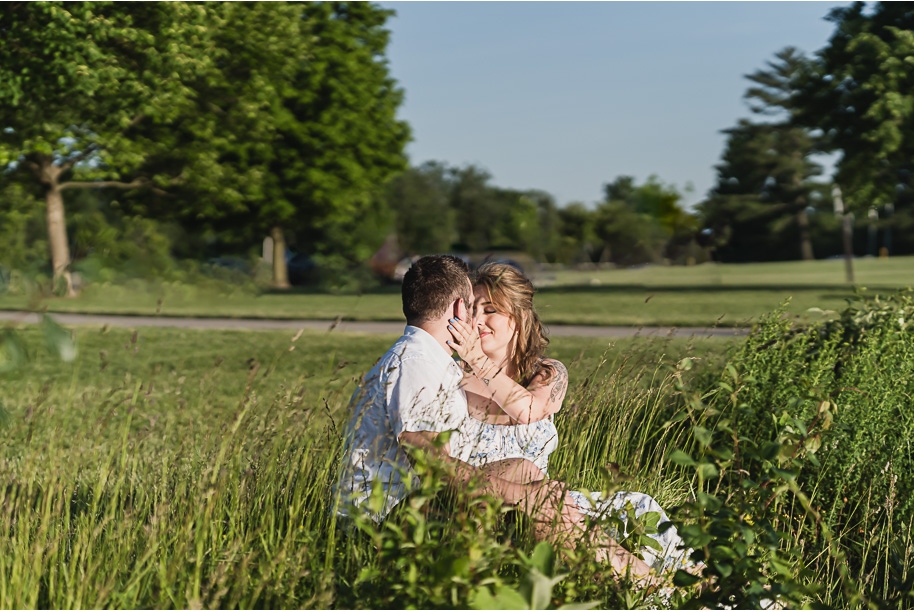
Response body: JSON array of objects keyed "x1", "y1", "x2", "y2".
[{"x1": 413, "y1": 320, "x2": 453, "y2": 356}]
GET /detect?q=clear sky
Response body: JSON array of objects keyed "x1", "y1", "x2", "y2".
[{"x1": 379, "y1": 1, "x2": 854, "y2": 209}]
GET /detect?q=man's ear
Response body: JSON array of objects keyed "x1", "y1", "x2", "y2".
[{"x1": 453, "y1": 298, "x2": 465, "y2": 320}]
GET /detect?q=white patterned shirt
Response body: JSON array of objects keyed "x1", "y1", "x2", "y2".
[{"x1": 334, "y1": 326, "x2": 467, "y2": 522}]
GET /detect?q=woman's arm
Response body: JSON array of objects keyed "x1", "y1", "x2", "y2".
[
  {"x1": 448, "y1": 317, "x2": 568, "y2": 424},
  {"x1": 479, "y1": 458, "x2": 546, "y2": 484}
]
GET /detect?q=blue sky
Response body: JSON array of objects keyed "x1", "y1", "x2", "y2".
[{"x1": 379, "y1": 1, "x2": 853, "y2": 209}]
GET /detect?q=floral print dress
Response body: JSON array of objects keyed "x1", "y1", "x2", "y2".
[{"x1": 450, "y1": 415, "x2": 694, "y2": 575}]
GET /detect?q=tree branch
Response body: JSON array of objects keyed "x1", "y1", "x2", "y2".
[
  {"x1": 59, "y1": 144, "x2": 99, "y2": 174},
  {"x1": 58, "y1": 115, "x2": 145, "y2": 174},
  {"x1": 59, "y1": 179, "x2": 146, "y2": 191}
]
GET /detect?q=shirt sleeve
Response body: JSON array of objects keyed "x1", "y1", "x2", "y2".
[{"x1": 387, "y1": 356, "x2": 463, "y2": 439}]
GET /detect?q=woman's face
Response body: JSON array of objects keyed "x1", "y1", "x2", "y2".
[{"x1": 473, "y1": 285, "x2": 516, "y2": 359}]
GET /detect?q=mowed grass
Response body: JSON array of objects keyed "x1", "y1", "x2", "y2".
[
  {"x1": 0, "y1": 324, "x2": 735, "y2": 608},
  {"x1": 3, "y1": 256, "x2": 911, "y2": 327}
]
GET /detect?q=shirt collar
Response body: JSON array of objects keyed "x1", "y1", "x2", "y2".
[{"x1": 403, "y1": 325, "x2": 461, "y2": 371}]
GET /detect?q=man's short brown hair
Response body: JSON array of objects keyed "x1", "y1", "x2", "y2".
[{"x1": 402, "y1": 255, "x2": 471, "y2": 325}]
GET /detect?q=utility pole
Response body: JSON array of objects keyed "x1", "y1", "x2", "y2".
[{"x1": 833, "y1": 185, "x2": 855, "y2": 284}]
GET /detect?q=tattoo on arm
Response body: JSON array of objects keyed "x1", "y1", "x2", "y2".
[{"x1": 548, "y1": 362, "x2": 569, "y2": 404}]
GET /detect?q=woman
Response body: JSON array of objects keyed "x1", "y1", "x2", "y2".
[{"x1": 445, "y1": 262, "x2": 695, "y2": 576}]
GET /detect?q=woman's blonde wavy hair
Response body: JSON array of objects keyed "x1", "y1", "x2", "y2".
[{"x1": 473, "y1": 262, "x2": 553, "y2": 386}]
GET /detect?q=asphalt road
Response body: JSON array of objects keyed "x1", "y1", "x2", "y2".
[{"x1": 0, "y1": 311, "x2": 748, "y2": 338}]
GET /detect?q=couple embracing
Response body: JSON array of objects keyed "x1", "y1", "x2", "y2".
[{"x1": 334, "y1": 255, "x2": 697, "y2": 589}]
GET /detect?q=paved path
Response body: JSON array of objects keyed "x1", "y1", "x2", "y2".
[{"x1": 0, "y1": 311, "x2": 747, "y2": 338}]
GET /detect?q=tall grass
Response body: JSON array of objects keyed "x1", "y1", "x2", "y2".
[
  {"x1": 1, "y1": 310, "x2": 909, "y2": 608},
  {"x1": 0, "y1": 326, "x2": 730, "y2": 608}
]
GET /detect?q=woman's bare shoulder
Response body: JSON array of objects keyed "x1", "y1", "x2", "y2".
[{"x1": 530, "y1": 358, "x2": 568, "y2": 386}]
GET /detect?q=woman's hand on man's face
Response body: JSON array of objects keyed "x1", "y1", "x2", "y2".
[{"x1": 446, "y1": 314, "x2": 486, "y2": 370}]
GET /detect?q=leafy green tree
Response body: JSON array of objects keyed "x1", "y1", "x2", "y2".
[
  {"x1": 449, "y1": 165, "x2": 503, "y2": 253},
  {"x1": 120, "y1": 2, "x2": 409, "y2": 288},
  {"x1": 0, "y1": 2, "x2": 213, "y2": 295},
  {"x1": 595, "y1": 176, "x2": 695, "y2": 266},
  {"x1": 262, "y1": 1, "x2": 409, "y2": 286},
  {"x1": 593, "y1": 201, "x2": 667, "y2": 266},
  {"x1": 385, "y1": 161, "x2": 455, "y2": 255},
  {"x1": 117, "y1": 2, "x2": 316, "y2": 288},
  {"x1": 556, "y1": 202, "x2": 597, "y2": 264},
  {"x1": 796, "y1": 2, "x2": 914, "y2": 211},
  {"x1": 521, "y1": 190, "x2": 562, "y2": 263},
  {"x1": 700, "y1": 48, "x2": 824, "y2": 262}
]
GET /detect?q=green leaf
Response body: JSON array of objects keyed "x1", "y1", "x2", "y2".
[
  {"x1": 672, "y1": 569, "x2": 701, "y2": 587},
  {"x1": 678, "y1": 524, "x2": 712, "y2": 548},
  {"x1": 697, "y1": 491, "x2": 722, "y2": 511},
  {"x1": 693, "y1": 425, "x2": 713, "y2": 447},
  {"x1": 664, "y1": 410, "x2": 689, "y2": 426},
  {"x1": 638, "y1": 511, "x2": 662, "y2": 532},
  {"x1": 698, "y1": 462, "x2": 719, "y2": 480},
  {"x1": 668, "y1": 449, "x2": 697, "y2": 467},
  {"x1": 637, "y1": 533, "x2": 663, "y2": 552},
  {"x1": 769, "y1": 556, "x2": 794, "y2": 578},
  {"x1": 529, "y1": 541, "x2": 555, "y2": 577},
  {"x1": 529, "y1": 568, "x2": 568, "y2": 610},
  {"x1": 712, "y1": 560, "x2": 733, "y2": 578},
  {"x1": 803, "y1": 435, "x2": 821, "y2": 454},
  {"x1": 488, "y1": 584, "x2": 532, "y2": 610}
]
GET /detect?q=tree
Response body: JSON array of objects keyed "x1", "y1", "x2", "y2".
[
  {"x1": 115, "y1": 2, "x2": 409, "y2": 289},
  {"x1": 594, "y1": 175, "x2": 695, "y2": 266},
  {"x1": 0, "y1": 3, "x2": 213, "y2": 295},
  {"x1": 450, "y1": 165, "x2": 503, "y2": 253},
  {"x1": 796, "y1": 2, "x2": 914, "y2": 211},
  {"x1": 117, "y1": 2, "x2": 318, "y2": 288},
  {"x1": 556, "y1": 203, "x2": 597, "y2": 264},
  {"x1": 261, "y1": 1, "x2": 409, "y2": 286},
  {"x1": 700, "y1": 48, "x2": 824, "y2": 262},
  {"x1": 385, "y1": 161, "x2": 455, "y2": 255}
]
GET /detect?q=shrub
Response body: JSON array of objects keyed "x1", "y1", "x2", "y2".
[{"x1": 682, "y1": 291, "x2": 914, "y2": 607}]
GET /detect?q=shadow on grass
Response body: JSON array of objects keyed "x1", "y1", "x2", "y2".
[
  {"x1": 259, "y1": 283, "x2": 872, "y2": 298},
  {"x1": 259, "y1": 284, "x2": 402, "y2": 297},
  {"x1": 535, "y1": 283, "x2": 867, "y2": 295}
]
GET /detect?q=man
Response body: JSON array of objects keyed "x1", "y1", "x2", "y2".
[
  {"x1": 334, "y1": 254, "x2": 475, "y2": 522},
  {"x1": 334, "y1": 255, "x2": 659, "y2": 584}
]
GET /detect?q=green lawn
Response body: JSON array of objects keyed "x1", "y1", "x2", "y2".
[{"x1": 2, "y1": 256, "x2": 912, "y2": 327}]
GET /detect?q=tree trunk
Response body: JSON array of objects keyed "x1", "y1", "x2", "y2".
[
  {"x1": 38, "y1": 160, "x2": 76, "y2": 297},
  {"x1": 271, "y1": 225, "x2": 291, "y2": 289},
  {"x1": 842, "y1": 213, "x2": 855, "y2": 284},
  {"x1": 796, "y1": 208, "x2": 815, "y2": 261}
]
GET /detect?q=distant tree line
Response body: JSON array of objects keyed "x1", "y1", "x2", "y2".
[
  {"x1": 382, "y1": 163, "x2": 702, "y2": 267},
  {"x1": 1, "y1": 1, "x2": 913, "y2": 295}
]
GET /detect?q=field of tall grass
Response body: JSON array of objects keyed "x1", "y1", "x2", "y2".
[{"x1": 1, "y1": 291, "x2": 912, "y2": 608}]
